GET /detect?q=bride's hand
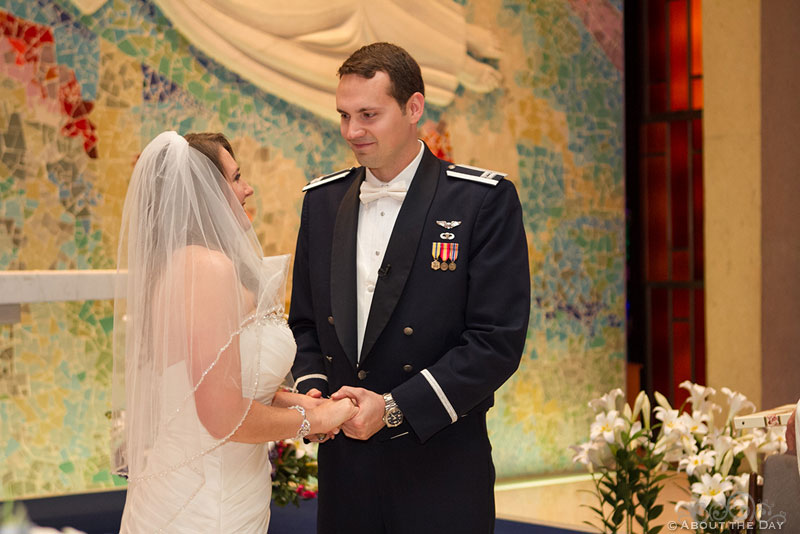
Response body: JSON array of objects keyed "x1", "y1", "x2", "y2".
[{"x1": 308, "y1": 398, "x2": 359, "y2": 437}]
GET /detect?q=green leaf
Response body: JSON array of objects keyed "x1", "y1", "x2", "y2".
[
  {"x1": 612, "y1": 506, "x2": 625, "y2": 526},
  {"x1": 581, "y1": 520, "x2": 604, "y2": 534},
  {"x1": 635, "y1": 514, "x2": 645, "y2": 526},
  {"x1": 599, "y1": 479, "x2": 617, "y2": 492},
  {"x1": 648, "y1": 525, "x2": 664, "y2": 534},
  {"x1": 650, "y1": 504, "x2": 663, "y2": 518}
]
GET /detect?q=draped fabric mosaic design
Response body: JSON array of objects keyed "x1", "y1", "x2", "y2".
[{"x1": 0, "y1": 0, "x2": 624, "y2": 498}]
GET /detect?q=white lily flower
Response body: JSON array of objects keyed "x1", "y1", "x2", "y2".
[
  {"x1": 679, "y1": 410, "x2": 709, "y2": 436},
  {"x1": 702, "y1": 432, "x2": 734, "y2": 459},
  {"x1": 655, "y1": 406, "x2": 688, "y2": 436},
  {"x1": 721, "y1": 387, "x2": 756, "y2": 424},
  {"x1": 674, "y1": 500, "x2": 692, "y2": 513},
  {"x1": 673, "y1": 499, "x2": 703, "y2": 520},
  {"x1": 739, "y1": 438, "x2": 759, "y2": 472},
  {"x1": 729, "y1": 472, "x2": 750, "y2": 493},
  {"x1": 691, "y1": 472, "x2": 734, "y2": 509},
  {"x1": 679, "y1": 432, "x2": 699, "y2": 456},
  {"x1": 731, "y1": 433, "x2": 752, "y2": 456},
  {"x1": 591, "y1": 410, "x2": 626, "y2": 443},
  {"x1": 749, "y1": 427, "x2": 768, "y2": 447},
  {"x1": 587, "y1": 440, "x2": 614, "y2": 468},
  {"x1": 571, "y1": 440, "x2": 614, "y2": 470},
  {"x1": 588, "y1": 388, "x2": 625, "y2": 413},
  {"x1": 759, "y1": 427, "x2": 788, "y2": 455},
  {"x1": 679, "y1": 381, "x2": 716, "y2": 412},
  {"x1": 679, "y1": 449, "x2": 716, "y2": 476},
  {"x1": 653, "y1": 431, "x2": 686, "y2": 463},
  {"x1": 571, "y1": 442, "x2": 594, "y2": 466}
]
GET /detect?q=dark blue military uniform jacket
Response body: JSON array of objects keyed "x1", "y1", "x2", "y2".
[{"x1": 289, "y1": 144, "x2": 530, "y2": 444}]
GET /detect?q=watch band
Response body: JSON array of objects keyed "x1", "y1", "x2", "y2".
[{"x1": 382, "y1": 393, "x2": 404, "y2": 427}]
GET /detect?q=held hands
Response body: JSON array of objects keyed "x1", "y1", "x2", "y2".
[
  {"x1": 304, "y1": 389, "x2": 358, "y2": 442},
  {"x1": 330, "y1": 386, "x2": 385, "y2": 441}
]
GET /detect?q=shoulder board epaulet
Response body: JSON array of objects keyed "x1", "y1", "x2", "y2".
[
  {"x1": 302, "y1": 167, "x2": 355, "y2": 192},
  {"x1": 445, "y1": 164, "x2": 507, "y2": 186}
]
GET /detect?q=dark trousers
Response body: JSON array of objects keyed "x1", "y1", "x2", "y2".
[{"x1": 316, "y1": 414, "x2": 496, "y2": 534}]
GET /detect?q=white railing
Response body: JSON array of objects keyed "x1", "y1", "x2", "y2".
[{"x1": 0, "y1": 270, "x2": 124, "y2": 324}]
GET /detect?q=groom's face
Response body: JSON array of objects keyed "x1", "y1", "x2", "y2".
[{"x1": 336, "y1": 71, "x2": 421, "y2": 182}]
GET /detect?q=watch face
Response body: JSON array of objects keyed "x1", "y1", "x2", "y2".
[{"x1": 385, "y1": 409, "x2": 403, "y2": 427}]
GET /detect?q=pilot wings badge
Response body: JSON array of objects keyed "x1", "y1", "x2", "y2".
[{"x1": 436, "y1": 220, "x2": 462, "y2": 230}]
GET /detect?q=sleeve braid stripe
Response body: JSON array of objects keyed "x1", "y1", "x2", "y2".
[
  {"x1": 294, "y1": 373, "x2": 328, "y2": 386},
  {"x1": 421, "y1": 369, "x2": 458, "y2": 423}
]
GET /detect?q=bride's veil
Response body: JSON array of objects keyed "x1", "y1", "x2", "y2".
[{"x1": 111, "y1": 131, "x2": 286, "y2": 526}]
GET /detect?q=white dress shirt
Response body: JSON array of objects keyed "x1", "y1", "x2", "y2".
[{"x1": 356, "y1": 141, "x2": 425, "y2": 360}]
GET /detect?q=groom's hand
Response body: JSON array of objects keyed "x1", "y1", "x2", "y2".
[{"x1": 331, "y1": 386, "x2": 384, "y2": 440}]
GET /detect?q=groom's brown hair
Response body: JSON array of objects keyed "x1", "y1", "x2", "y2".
[{"x1": 338, "y1": 42, "x2": 425, "y2": 111}]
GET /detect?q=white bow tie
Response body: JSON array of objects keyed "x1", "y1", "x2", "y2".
[{"x1": 359, "y1": 180, "x2": 407, "y2": 204}]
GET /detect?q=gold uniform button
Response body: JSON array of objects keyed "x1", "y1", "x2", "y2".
[
  {"x1": 357, "y1": 370, "x2": 368, "y2": 380},
  {"x1": 403, "y1": 327, "x2": 413, "y2": 336},
  {"x1": 403, "y1": 364, "x2": 414, "y2": 373},
  {"x1": 327, "y1": 315, "x2": 335, "y2": 325}
]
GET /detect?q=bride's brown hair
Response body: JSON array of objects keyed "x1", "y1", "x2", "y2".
[{"x1": 184, "y1": 132, "x2": 235, "y2": 175}]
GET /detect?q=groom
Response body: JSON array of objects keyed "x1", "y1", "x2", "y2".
[{"x1": 289, "y1": 42, "x2": 530, "y2": 533}]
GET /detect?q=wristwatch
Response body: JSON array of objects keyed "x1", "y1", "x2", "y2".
[{"x1": 382, "y1": 393, "x2": 404, "y2": 428}]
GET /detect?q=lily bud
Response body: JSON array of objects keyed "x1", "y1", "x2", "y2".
[
  {"x1": 654, "y1": 391, "x2": 672, "y2": 411},
  {"x1": 632, "y1": 390, "x2": 644, "y2": 422},
  {"x1": 720, "y1": 449, "x2": 734, "y2": 476}
]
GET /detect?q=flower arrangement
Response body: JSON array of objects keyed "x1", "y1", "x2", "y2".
[
  {"x1": 571, "y1": 382, "x2": 787, "y2": 534},
  {"x1": 571, "y1": 387, "x2": 669, "y2": 534},
  {"x1": 662, "y1": 383, "x2": 787, "y2": 533},
  {"x1": 269, "y1": 439, "x2": 319, "y2": 507}
]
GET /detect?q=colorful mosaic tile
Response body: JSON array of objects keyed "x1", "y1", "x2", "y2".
[{"x1": 0, "y1": 0, "x2": 625, "y2": 497}]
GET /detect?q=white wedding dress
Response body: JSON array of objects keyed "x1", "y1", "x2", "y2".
[{"x1": 120, "y1": 314, "x2": 296, "y2": 533}]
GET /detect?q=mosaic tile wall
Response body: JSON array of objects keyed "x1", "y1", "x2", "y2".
[{"x1": 0, "y1": 0, "x2": 624, "y2": 498}]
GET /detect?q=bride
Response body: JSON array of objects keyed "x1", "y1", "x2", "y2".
[{"x1": 111, "y1": 131, "x2": 356, "y2": 533}]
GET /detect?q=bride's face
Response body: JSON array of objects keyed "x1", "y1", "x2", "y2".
[{"x1": 218, "y1": 147, "x2": 254, "y2": 210}]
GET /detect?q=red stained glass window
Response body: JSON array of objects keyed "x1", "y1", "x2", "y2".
[
  {"x1": 633, "y1": 0, "x2": 705, "y2": 405},
  {"x1": 673, "y1": 321, "x2": 692, "y2": 403},
  {"x1": 645, "y1": 156, "x2": 668, "y2": 281},
  {"x1": 669, "y1": 1, "x2": 689, "y2": 111},
  {"x1": 651, "y1": 289, "x2": 671, "y2": 395}
]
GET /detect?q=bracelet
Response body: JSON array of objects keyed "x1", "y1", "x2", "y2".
[{"x1": 288, "y1": 405, "x2": 311, "y2": 440}]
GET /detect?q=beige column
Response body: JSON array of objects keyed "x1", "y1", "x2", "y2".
[
  {"x1": 760, "y1": 0, "x2": 800, "y2": 409},
  {"x1": 703, "y1": 0, "x2": 762, "y2": 406},
  {"x1": 704, "y1": 0, "x2": 800, "y2": 409}
]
